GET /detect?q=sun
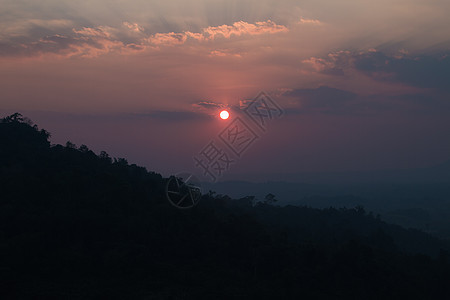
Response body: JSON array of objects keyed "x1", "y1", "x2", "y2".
[{"x1": 219, "y1": 110, "x2": 230, "y2": 120}]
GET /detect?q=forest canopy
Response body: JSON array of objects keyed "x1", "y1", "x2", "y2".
[{"x1": 1, "y1": 113, "x2": 449, "y2": 299}]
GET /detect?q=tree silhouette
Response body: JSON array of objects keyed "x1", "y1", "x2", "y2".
[
  {"x1": 1, "y1": 112, "x2": 450, "y2": 299},
  {"x1": 2, "y1": 112, "x2": 24, "y2": 123},
  {"x1": 264, "y1": 193, "x2": 278, "y2": 205}
]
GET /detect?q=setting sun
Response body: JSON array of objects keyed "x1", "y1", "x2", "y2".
[{"x1": 220, "y1": 110, "x2": 230, "y2": 120}]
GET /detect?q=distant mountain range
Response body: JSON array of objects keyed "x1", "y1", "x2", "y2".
[
  {"x1": 220, "y1": 159, "x2": 450, "y2": 184},
  {"x1": 203, "y1": 162, "x2": 450, "y2": 238}
]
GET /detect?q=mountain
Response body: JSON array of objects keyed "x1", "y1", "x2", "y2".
[
  {"x1": 202, "y1": 179, "x2": 450, "y2": 238},
  {"x1": 1, "y1": 113, "x2": 450, "y2": 299},
  {"x1": 224, "y1": 160, "x2": 450, "y2": 184}
]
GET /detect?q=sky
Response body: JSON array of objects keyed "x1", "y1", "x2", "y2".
[{"x1": 1, "y1": 0, "x2": 450, "y2": 181}]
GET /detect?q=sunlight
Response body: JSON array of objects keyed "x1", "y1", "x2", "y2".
[{"x1": 219, "y1": 110, "x2": 230, "y2": 120}]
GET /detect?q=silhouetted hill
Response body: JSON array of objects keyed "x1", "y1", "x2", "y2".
[
  {"x1": 1, "y1": 113, "x2": 450, "y2": 299},
  {"x1": 203, "y1": 179, "x2": 450, "y2": 238}
]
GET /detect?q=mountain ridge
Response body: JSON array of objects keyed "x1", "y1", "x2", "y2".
[{"x1": 1, "y1": 113, "x2": 450, "y2": 299}]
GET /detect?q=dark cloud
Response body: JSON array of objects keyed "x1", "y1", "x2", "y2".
[
  {"x1": 355, "y1": 51, "x2": 450, "y2": 92},
  {"x1": 285, "y1": 86, "x2": 356, "y2": 103},
  {"x1": 284, "y1": 86, "x2": 357, "y2": 114},
  {"x1": 306, "y1": 50, "x2": 450, "y2": 92},
  {"x1": 0, "y1": 42, "x2": 19, "y2": 56},
  {"x1": 191, "y1": 101, "x2": 241, "y2": 115},
  {"x1": 193, "y1": 101, "x2": 224, "y2": 110},
  {"x1": 0, "y1": 33, "x2": 119, "y2": 57},
  {"x1": 284, "y1": 85, "x2": 450, "y2": 116},
  {"x1": 132, "y1": 110, "x2": 212, "y2": 121}
]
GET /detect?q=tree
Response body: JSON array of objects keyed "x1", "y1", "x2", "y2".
[
  {"x1": 65, "y1": 141, "x2": 76, "y2": 149},
  {"x1": 115, "y1": 157, "x2": 128, "y2": 166},
  {"x1": 263, "y1": 193, "x2": 278, "y2": 205},
  {"x1": 1, "y1": 112, "x2": 23, "y2": 123},
  {"x1": 99, "y1": 151, "x2": 112, "y2": 163},
  {"x1": 79, "y1": 144, "x2": 90, "y2": 153}
]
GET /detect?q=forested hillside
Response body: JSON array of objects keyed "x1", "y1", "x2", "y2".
[{"x1": 1, "y1": 114, "x2": 449, "y2": 299}]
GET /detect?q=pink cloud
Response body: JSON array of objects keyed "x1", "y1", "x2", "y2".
[
  {"x1": 122, "y1": 22, "x2": 144, "y2": 33},
  {"x1": 146, "y1": 20, "x2": 287, "y2": 47},
  {"x1": 0, "y1": 19, "x2": 289, "y2": 59},
  {"x1": 202, "y1": 20, "x2": 288, "y2": 39},
  {"x1": 73, "y1": 26, "x2": 113, "y2": 38},
  {"x1": 68, "y1": 39, "x2": 124, "y2": 58},
  {"x1": 209, "y1": 49, "x2": 242, "y2": 58},
  {"x1": 302, "y1": 51, "x2": 352, "y2": 72},
  {"x1": 298, "y1": 18, "x2": 322, "y2": 25},
  {"x1": 147, "y1": 32, "x2": 188, "y2": 45}
]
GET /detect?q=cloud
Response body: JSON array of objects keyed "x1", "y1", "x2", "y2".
[
  {"x1": 298, "y1": 18, "x2": 322, "y2": 25},
  {"x1": 132, "y1": 110, "x2": 212, "y2": 121},
  {"x1": 0, "y1": 33, "x2": 123, "y2": 58},
  {"x1": 354, "y1": 51, "x2": 450, "y2": 91},
  {"x1": 191, "y1": 101, "x2": 246, "y2": 117},
  {"x1": 147, "y1": 32, "x2": 189, "y2": 45},
  {"x1": 0, "y1": 18, "x2": 74, "y2": 39},
  {"x1": 191, "y1": 101, "x2": 230, "y2": 115},
  {"x1": 284, "y1": 86, "x2": 357, "y2": 114},
  {"x1": 122, "y1": 22, "x2": 144, "y2": 33},
  {"x1": 145, "y1": 20, "x2": 288, "y2": 46},
  {"x1": 202, "y1": 20, "x2": 288, "y2": 39},
  {"x1": 283, "y1": 85, "x2": 450, "y2": 116},
  {"x1": 0, "y1": 23, "x2": 129, "y2": 58},
  {"x1": 73, "y1": 26, "x2": 113, "y2": 38},
  {"x1": 301, "y1": 50, "x2": 352, "y2": 76},
  {"x1": 303, "y1": 49, "x2": 450, "y2": 92},
  {"x1": 0, "y1": 19, "x2": 288, "y2": 58},
  {"x1": 193, "y1": 101, "x2": 223, "y2": 110},
  {"x1": 209, "y1": 49, "x2": 242, "y2": 58}
]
